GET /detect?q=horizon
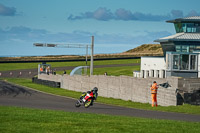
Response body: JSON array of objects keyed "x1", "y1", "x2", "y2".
[{"x1": 1, "y1": 0, "x2": 200, "y2": 56}]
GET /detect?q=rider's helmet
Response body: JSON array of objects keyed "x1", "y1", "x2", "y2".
[{"x1": 92, "y1": 87, "x2": 98, "y2": 93}]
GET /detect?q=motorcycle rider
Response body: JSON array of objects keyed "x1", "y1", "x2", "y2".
[
  {"x1": 82, "y1": 87, "x2": 98, "y2": 105},
  {"x1": 91, "y1": 87, "x2": 98, "y2": 100}
]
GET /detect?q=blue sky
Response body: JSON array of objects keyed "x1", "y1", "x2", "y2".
[{"x1": 1, "y1": 0, "x2": 200, "y2": 56}]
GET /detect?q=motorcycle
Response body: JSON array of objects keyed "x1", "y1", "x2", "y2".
[{"x1": 75, "y1": 91, "x2": 94, "y2": 108}]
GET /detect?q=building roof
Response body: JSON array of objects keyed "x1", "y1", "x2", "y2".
[
  {"x1": 154, "y1": 32, "x2": 200, "y2": 42},
  {"x1": 166, "y1": 16, "x2": 200, "y2": 23}
]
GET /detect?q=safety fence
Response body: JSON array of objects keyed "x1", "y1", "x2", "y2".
[{"x1": 0, "y1": 70, "x2": 37, "y2": 78}]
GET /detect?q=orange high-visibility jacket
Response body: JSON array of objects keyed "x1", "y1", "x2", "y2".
[{"x1": 151, "y1": 83, "x2": 158, "y2": 94}]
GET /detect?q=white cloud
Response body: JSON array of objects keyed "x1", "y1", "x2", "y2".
[
  {"x1": 68, "y1": 8, "x2": 200, "y2": 22},
  {"x1": 0, "y1": 26, "x2": 172, "y2": 55},
  {"x1": 0, "y1": 26, "x2": 171, "y2": 45}
]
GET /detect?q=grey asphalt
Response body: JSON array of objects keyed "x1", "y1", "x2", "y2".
[{"x1": 0, "y1": 80, "x2": 200, "y2": 122}]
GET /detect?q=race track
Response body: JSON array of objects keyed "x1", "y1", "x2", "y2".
[{"x1": 0, "y1": 80, "x2": 200, "y2": 122}]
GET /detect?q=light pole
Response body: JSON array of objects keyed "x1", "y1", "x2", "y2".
[
  {"x1": 90, "y1": 36, "x2": 94, "y2": 76},
  {"x1": 33, "y1": 36, "x2": 94, "y2": 76}
]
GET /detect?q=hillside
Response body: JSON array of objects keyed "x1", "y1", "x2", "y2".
[
  {"x1": 0, "y1": 44, "x2": 163, "y2": 62},
  {"x1": 126, "y1": 44, "x2": 162, "y2": 53},
  {"x1": 104, "y1": 44, "x2": 163, "y2": 57}
]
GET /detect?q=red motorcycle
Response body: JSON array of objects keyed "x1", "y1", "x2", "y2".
[{"x1": 75, "y1": 91, "x2": 94, "y2": 108}]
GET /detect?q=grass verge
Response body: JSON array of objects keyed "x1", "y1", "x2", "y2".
[
  {"x1": 4, "y1": 78, "x2": 200, "y2": 115},
  {"x1": 92, "y1": 65, "x2": 140, "y2": 76},
  {"x1": 0, "y1": 106, "x2": 200, "y2": 133},
  {"x1": 56, "y1": 65, "x2": 140, "y2": 76}
]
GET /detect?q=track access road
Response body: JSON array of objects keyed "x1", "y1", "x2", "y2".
[{"x1": 0, "y1": 80, "x2": 200, "y2": 122}]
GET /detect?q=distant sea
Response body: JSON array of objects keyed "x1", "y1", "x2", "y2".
[{"x1": 0, "y1": 43, "x2": 137, "y2": 57}]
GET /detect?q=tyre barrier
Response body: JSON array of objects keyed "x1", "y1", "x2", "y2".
[
  {"x1": 183, "y1": 90, "x2": 200, "y2": 105},
  {"x1": 32, "y1": 77, "x2": 60, "y2": 88}
]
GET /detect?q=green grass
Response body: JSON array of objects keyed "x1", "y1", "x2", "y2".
[
  {"x1": 0, "y1": 62, "x2": 39, "y2": 71},
  {"x1": 4, "y1": 78, "x2": 200, "y2": 115},
  {"x1": 93, "y1": 66, "x2": 140, "y2": 76},
  {"x1": 56, "y1": 65, "x2": 140, "y2": 76},
  {"x1": 0, "y1": 106, "x2": 200, "y2": 133},
  {"x1": 0, "y1": 59, "x2": 140, "y2": 71}
]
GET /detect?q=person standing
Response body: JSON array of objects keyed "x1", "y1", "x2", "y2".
[
  {"x1": 46, "y1": 66, "x2": 50, "y2": 75},
  {"x1": 40, "y1": 67, "x2": 43, "y2": 73},
  {"x1": 104, "y1": 72, "x2": 107, "y2": 76},
  {"x1": 151, "y1": 81, "x2": 158, "y2": 107},
  {"x1": 63, "y1": 70, "x2": 66, "y2": 75}
]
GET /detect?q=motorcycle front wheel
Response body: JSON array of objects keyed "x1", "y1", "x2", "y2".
[
  {"x1": 75, "y1": 100, "x2": 81, "y2": 107},
  {"x1": 84, "y1": 99, "x2": 93, "y2": 108}
]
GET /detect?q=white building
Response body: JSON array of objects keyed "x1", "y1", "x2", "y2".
[
  {"x1": 140, "y1": 56, "x2": 166, "y2": 78},
  {"x1": 140, "y1": 16, "x2": 200, "y2": 78}
]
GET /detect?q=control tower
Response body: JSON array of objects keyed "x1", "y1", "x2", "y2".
[{"x1": 141, "y1": 16, "x2": 200, "y2": 78}]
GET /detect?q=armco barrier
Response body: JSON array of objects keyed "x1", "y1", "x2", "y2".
[{"x1": 38, "y1": 74, "x2": 179, "y2": 106}]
